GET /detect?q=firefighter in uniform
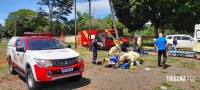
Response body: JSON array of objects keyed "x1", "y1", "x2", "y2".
[
  {"x1": 108, "y1": 44, "x2": 119, "y2": 56},
  {"x1": 92, "y1": 37, "x2": 98, "y2": 64},
  {"x1": 119, "y1": 50, "x2": 142, "y2": 66}
]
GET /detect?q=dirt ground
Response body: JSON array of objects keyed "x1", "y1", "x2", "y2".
[{"x1": 0, "y1": 46, "x2": 200, "y2": 90}]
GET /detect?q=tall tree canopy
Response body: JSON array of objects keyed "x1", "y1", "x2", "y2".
[
  {"x1": 73, "y1": 12, "x2": 125, "y2": 31},
  {"x1": 111, "y1": 0, "x2": 200, "y2": 37},
  {"x1": 5, "y1": 9, "x2": 49, "y2": 36},
  {"x1": 37, "y1": 0, "x2": 73, "y2": 33},
  {"x1": 0, "y1": 24, "x2": 3, "y2": 38}
]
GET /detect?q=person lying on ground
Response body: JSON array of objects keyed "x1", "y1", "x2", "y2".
[{"x1": 104, "y1": 53, "x2": 120, "y2": 68}]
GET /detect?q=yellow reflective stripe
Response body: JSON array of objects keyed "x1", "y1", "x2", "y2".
[
  {"x1": 83, "y1": 31, "x2": 88, "y2": 39},
  {"x1": 105, "y1": 29, "x2": 118, "y2": 46}
]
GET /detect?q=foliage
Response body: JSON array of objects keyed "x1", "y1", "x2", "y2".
[
  {"x1": 163, "y1": 82, "x2": 172, "y2": 87},
  {"x1": 0, "y1": 24, "x2": 3, "y2": 38},
  {"x1": 4, "y1": 9, "x2": 49, "y2": 36},
  {"x1": 73, "y1": 12, "x2": 126, "y2": 32},
  {"x1": 37, "y1": 0, "x2": 73, "y2": 32},
  {"x1": 111, "y1": 0, "x2": 147, "y2": 33},
  {"x1": 111, "y1": 0, "x2": 200, "y2": 37},
  {"x1": 170, "y1": 0, "x2": 200, "y2": 33}
]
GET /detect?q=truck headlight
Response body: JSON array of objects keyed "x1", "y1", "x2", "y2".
[
  {"x1": 77, "y1": 56, "x2": 83, "y2": 62},
  {"x1": 34, "y1": 58, "x2": 52, "y2": 67}
]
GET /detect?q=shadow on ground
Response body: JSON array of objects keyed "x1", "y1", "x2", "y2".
[
  {"x1": 162, "y1": 64, "x2": 171, "y2": 69},
  {"x1": 18, "y1": 75, "x2": 91, "y2": 90},
  {"x1": 41, "y1": 77, "x2": 91, "y2": 90}
]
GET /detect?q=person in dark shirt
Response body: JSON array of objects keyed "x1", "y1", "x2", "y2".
[
  {"x1": 172, "y1": 37, "x2": 177, "y2": 51},
  {"x1": 92, "y1": 37, "x2": 98, "y2": 64}
]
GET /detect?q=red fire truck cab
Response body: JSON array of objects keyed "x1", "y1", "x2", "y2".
[{"x1": 78, "y1": 29, "x2": 129, "y2": 50}]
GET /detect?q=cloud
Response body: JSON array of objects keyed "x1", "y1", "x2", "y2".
[
  {"x1": 0, "y1": 19, "x2": 5, "y2": 26},
  {"x1": 67, "y1": 0, "x2": 110, "y2": 20},
  {"x1": 77, "y1": 0, "x2": 110, "y2": 13}
]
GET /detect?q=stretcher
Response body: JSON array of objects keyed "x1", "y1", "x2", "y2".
[
  {"x1": 144, "y1": 47, "x2": 154, "y2": 52},
  {"x1": 168, "y1": 50, "x2": 197, "y2": 58}
]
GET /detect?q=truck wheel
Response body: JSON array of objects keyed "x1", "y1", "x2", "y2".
[
  {"x1": 26, "y1": 68, "x2": 41, "y2": 90},
  {"x1": 8, "y1": 58, "x2": 17, "y2": 75},
  {"x1": 70, "y1": 74, "x2": 82, "y2": 81}
]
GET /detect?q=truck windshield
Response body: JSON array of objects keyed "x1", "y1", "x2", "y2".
[
  {"x1": 28, "y1": 39, "x2": 66, "y2": 50},
  {"x1": 111, "y1": 33, "x2": 123, "y2": 38}
]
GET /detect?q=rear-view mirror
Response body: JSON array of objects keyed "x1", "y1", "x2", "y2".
[{"x1": 67, "y1": 44, "x2": 71, "y2": 48}]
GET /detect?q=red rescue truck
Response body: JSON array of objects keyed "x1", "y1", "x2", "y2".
[{"x1": 77, "y1": 29, "x2": 129, "y2": 50}]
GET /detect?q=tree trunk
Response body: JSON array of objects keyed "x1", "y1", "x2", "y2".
[
  {"x1": 153, "y1": 23, "x2": 159, "y2": 38},
  {"x1": 159, "y1": 24, "x2": 165, "y2": 35},
  {"x1": 48, "y1": 5, "x2": 53, "y2": 34}
]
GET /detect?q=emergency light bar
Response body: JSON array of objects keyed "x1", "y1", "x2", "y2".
[{"x1": 24, "y1": 32, "x2": 53, "y2": 36}]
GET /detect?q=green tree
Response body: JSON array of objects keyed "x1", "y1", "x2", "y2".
[
  {"x1": 76, "y1": 11, "x2": 92, "y2": 30},
  {"x1": 37, "y1": 0, "x2": 73, "y2": 33},
  {"x1": 111, "y1": 0, "x2": 200, "y2": 37},
  {"x1": 5, "y1": 9, "x2": 49, "y2": 36},
  {"x1": 0, "y1": 24, "x2": 3, "y2": 38},
  {"x1": 111, "y1": 0, "x2": 148, "y2": 33},
  {"x1": 170, "y1": 0, "x2": 200, "y2": 34}
]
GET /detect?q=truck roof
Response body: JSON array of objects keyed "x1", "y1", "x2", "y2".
[{"x1": 22, "y1": 32, "x2": 55, "y2": 39}]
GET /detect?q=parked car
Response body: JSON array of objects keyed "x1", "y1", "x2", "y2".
[
  {"x1": 166, "y1": 34, "x2": 193, "y2": 49},
  {"x1": 6, "y1": 32, "x2": 84, "y2": 90}
]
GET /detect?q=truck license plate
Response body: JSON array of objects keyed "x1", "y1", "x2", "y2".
[{"x1": 61, "y1": 68, "x2": 73, "y2": 73}]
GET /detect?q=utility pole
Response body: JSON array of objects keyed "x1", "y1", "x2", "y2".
[
  {"x1": 108, "y1": 0, "x2": 122, "y2": 52},
  {"x1": 88, "y1": 0, "x2": 92, "y2": 51},
  {"x1": 74, "y1": 0, "x2": 77, "y2": 48}
]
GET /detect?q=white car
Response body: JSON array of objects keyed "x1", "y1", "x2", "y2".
[{"x1": 166, "y1": 34, "x2": 193, "y2": 49}]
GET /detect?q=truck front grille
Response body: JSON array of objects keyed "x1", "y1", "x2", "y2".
[{"x1": 51, "y1": 57, "x2": 78, "y2": 66}]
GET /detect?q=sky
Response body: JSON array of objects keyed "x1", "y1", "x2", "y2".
[{"x1": 0, "y1": 0, "x2": 111, "y2": 26}]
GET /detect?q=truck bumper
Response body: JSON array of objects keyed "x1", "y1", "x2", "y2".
[{"x1": 34, "y1": 62, "x2": 84, "y2": 82}]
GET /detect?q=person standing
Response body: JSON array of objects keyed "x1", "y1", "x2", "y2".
[
  {"x1": 137, "y1": 36, "x2": 142, "y2": 52},
  {"x1": 92, "y1": 37, "x2": 98, "y2": 64},
  {"x1": 133, "y1": 37, "x2": 137, "y2": 52},
  {"x1": 155, "y1": 33, "x2": 167, "y2": 67},
  {"x1": 172, "y1": 37, "x2": 177, "y2": 51}
]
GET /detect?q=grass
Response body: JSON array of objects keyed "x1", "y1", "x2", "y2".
[
  {"x1": 0, "y1": 63, "x2": 8, "y2": 71},
  {"x1": 0, "y1": 42, "x2": 7, "y2": 49},
  {"x1": 0, "y1": 73, "x2": 11, "y2": 78},
  {"x1": 154, "y1": 87, "x2": 161, "y2": 90},
  {"x1": 163, "y1": 82, "x2": 172, "y2": 87},
  {"x1": 64, "y1": 42, "x2": 75, "y2": 47},
  {"x1": 172, "y1": 88, "x2": 184, "y2": 90},
  {"x1": 180, "y1": 61, "x2": 196, "y2": 68},
  {"x1": 75, "y1": 47, "x2": 109, "y2": 61}
]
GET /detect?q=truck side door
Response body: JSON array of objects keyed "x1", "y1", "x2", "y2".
[
  {"x1": 16, "y1": 39, "x2": 26, "y2": 68},
  {"x1": 14, "y1": 39, "x2": 21, "y2": 64}
]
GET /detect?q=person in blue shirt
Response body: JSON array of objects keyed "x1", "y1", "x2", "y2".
[{"x1": 155, "y1": 33, "x2": 167, "y2": 67}]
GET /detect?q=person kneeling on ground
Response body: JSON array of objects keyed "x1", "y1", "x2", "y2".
[
  {"x1": 120, "y1": 49, "x2": 144, "y2": 66},
  {"x1": 108, "y1": 44, "x2": 119, "y2": 56},
  {"x1": 137, "y1": 46, "x2": 149, "y2": 55}
]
